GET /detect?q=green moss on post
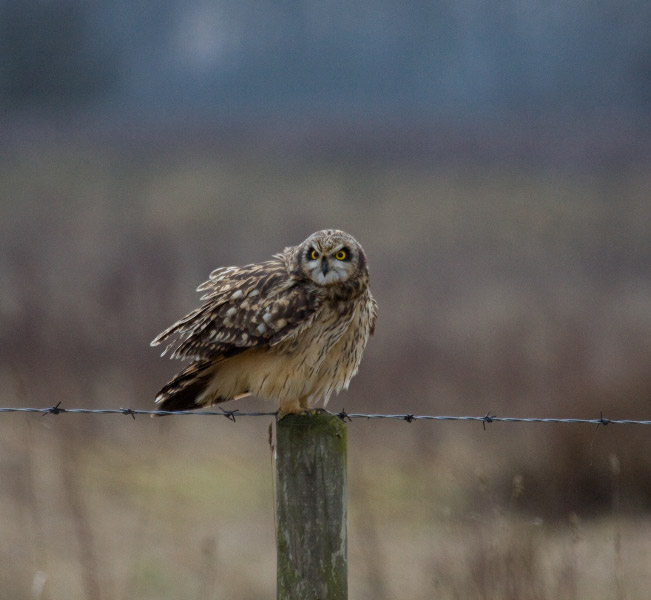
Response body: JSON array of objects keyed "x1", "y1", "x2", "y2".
[{"x1": 276, "y1": 413, "x2": 347, "y2": 600}]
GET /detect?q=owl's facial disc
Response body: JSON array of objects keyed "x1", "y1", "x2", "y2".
[{"x1": 306, "y1": 244, "x2": 352, "y2": 286}]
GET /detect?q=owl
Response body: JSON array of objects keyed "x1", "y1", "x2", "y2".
[{"x1": 151, "y1": 229, "x2": 377, "y2": 415}]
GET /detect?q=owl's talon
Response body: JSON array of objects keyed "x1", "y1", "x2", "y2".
[{"x1": 297, "y1": 407, "x2": 330, "y2": 417}]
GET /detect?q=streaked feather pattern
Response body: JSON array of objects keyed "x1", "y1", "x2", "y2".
[
  {"x1": 151, "y1": 229, "x2": 377, "y2": 414},
  {"x1": 151, "y1": 258, "x2": 322, "y2": 361}
]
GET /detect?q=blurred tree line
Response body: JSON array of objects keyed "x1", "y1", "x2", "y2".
[{"x1": 1, "y1": 0, "x2": 649, "y2": 119}]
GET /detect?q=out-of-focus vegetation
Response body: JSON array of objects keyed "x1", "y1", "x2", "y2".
[
  {"x1": 1, "y1": 0, "x2": 651, "y2": 596},
  {"x1": 1, "y1": 139, "x2": 650, "y2": 598}
]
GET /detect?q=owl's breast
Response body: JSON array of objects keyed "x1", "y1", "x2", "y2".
[
  {"x1": 243, "y1": 293, "x2": 373, "y2": 411},
  {"x1": 274, "y1": 300, "x2": 353, "y2": 369},
  {"x1": 297, "y1": 293, "x2": 374, "y2": 405}
]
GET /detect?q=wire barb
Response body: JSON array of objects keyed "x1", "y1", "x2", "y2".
[
  {"x1": 482, "y1": 412, "x2": 495, "y2": 430},
  {"x1": 220, "y1": 408, "x2": 239, "y2": 422},
  {"x1": 337, "y1": 409, "x2": 351, "y2": 422},
  {"x1": 43, "y1": 402, "x2": 63, "y2": 416},
  {"x1": 119, "y1": 408, "x2": 137, "y2": 419},
  {"x1": 595, "y1": 411, "x2": 610, "y2": 431}
]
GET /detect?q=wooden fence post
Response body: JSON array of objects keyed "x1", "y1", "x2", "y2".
[{"x1": 275, "y1": 412, "x2": 347, "y2": 600}]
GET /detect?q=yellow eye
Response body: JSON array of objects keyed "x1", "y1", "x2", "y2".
[
  {"x1": 310, "y1": 249, "x2": 319, "y2": 260},
  {"x1": 335, "y1": 250, "x2": 347, "y2": 261}
]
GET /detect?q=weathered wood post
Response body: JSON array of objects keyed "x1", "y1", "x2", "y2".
[{"x1": 275, "y1": 412, "x2": 347, "y2": 600}]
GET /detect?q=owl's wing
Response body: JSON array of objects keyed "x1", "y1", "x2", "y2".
[{"x1": 151, "y1": 258, "x2": 321, "y2": 361}]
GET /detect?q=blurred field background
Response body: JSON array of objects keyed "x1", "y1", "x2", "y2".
[{"x1": 1, "y1": 2, "x2": 651, "y2": 599}]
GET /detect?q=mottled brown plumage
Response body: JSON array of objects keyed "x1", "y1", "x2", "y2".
[{"x1": 151, "y1": 229, "x2": 377, "y2": 414}]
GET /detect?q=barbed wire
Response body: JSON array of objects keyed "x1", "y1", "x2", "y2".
[{"x1": 0, "y1": 403, "x2": 650, "y2": 426}]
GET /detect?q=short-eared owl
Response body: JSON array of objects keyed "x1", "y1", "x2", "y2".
[{"x1": 151, "y1": 229, "x2": 377, "y2": 414}]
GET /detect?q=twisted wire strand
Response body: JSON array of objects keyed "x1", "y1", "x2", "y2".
[{"x1": 0, "y1": 405, "x2": 650, "y2": 425}]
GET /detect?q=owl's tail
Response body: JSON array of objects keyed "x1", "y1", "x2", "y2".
[{"x1": 154, "y1": 360, "x2": 221, "y2": 413}]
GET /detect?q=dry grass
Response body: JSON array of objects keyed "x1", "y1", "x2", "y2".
[
  {"x1": 2, "y1": 417, "x2": 651, "y2": 599},
  {"x1": 1, "y1": 141, "x2": 651, "y2": 597}
]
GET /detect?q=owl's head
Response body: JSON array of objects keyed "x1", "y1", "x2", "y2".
[{"x1": 293, "y1": 229, "x2": 368, "y2": 289}]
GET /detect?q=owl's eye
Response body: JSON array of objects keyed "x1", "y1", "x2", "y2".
[
  {"x1": 309, "y1": 249, "x2": 319, "y2": 260},
  {"x1": 335, "y1": 250, "x2": 347, "y2": 261}
]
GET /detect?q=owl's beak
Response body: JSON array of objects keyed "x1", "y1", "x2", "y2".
[{"x1": 321, "y1": 259, "x2": 329, "y2": 276}]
